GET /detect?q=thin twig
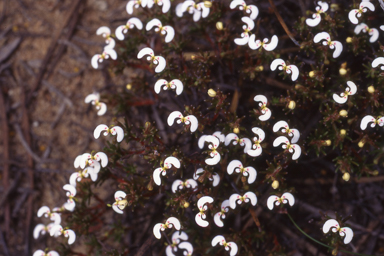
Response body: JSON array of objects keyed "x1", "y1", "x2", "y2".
[{"x1": 13, "y1": 124, "x2": 42, "y2": 163}]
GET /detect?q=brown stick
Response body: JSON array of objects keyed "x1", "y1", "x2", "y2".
[{"x1": 134, "y1": 236, "x2": 154, "y2": 256}]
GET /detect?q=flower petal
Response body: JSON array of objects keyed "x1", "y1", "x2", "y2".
[
  {"x1": 372, "y1": 57, "x2": 384, "y2": 69},
  {"x1": 37, "y1": 206, "x2": 50, "y2": 218},
  {"x1": 153, "y1": 223, "x2": 163, "y2": 239},
  {"x1": 341, "y1": 227, "x2": 354, "y2": 244},
  {"x1": 172, "y1": 179, "x2": 183, "y2": 193},
  {"x1": 313, "y1": 31, "x2": 330, "y2": 43},
  {"x1": 109, "y1": 126, "x2": 125, "y2": 143},
  {"x1": 185, "y1": 115, "x2": 198, "y2": 132},
  {"x1": 267, "y1": 195, "x2": 278, "y2": 210},
  {"x1": 33, "y1": 250, "x2": 45, "y2": 256},
  {"x1": 263, "y1": 35, "x2": 278, "y2": 51},
  {"x1": 137, "y1": 47, "x2": 154, "y2": 59},
  {"x1": 323, "y1": 219, "x2": 339, "y2": 233},
  {"x1": 259, "y1": 108, "x2": 271, "y2": 121},
  {"x1": 332, "y1": 41, "x2": 343, "y2": 58},
  {"x1": 214, "y1": 212, "x2": 225, "y2": 227},
  {"x1": 153, "y1": 167, "x2": 164, "y2": 186},
  {"x1": 246, "y1": 146, "x2": 262, "y2": 157},
  {"x1": 164, "y1": 156, "x2": 181, "y2": 168},
  {"x1": 197, "y1": 196, "x2": 214, "y2": 209},
  {"x1": 193, "y1": 168, "x2": 204, "y2": 180},
  {"x1": 306, "y1": 15, "x2": 321, "y2": 27},
  {"x1": 228, "y1": 242, "x2": 238, "y2": 256},
  {"x1": 290, "y1": 129, "x2": 300, "y2": 144},
  {"x1": 244, "y1": 191, "x2": 257, "y2": 206},
  {"x1": 224, "y1": 133, "x2": 238, "y2": 146},
  {"x1": 211, "y1": 235, "x2": 225, "y2": 246},
  {"x1": 146, "y1": 18, "x2": 161, "y2": 31},
  {"x1": 154, "y1": 56, "x2": 166, "y2": 73},
  {"x1": 205, "y1": 152, "x2": 221, "y2": 165},
  {"x1": 167, "y1": 111, "x2": 183, "y2": 126},
  {"x1": 273, "y1": 136, "x2": 289, "y2": 147},
  {"x1": 65, "y1": 229, "x2": 76, "y2": 245},
  {"x1": 270, "y1": 59, "x2": 285, "y2": 71},
  {"x1": 333, "y1": 93, "x2": 348, "y2": 104},
  {"x1": 171, "y1": 79, "x2": 183, "y2": 95},
  {"x1": 227, "y1": 160, "x2": 242, "y2": 175},
  {"x1": 167, "y1": 217, "x2": 181, "y2": 230},
  {"x1": 63, "y1": 184, "x2": 77, "y2": 197},
  {"x1": 281, "y1": 192, "x2": 295, "y2": 206},
  {"x1": 163, "y1": 25, "x2": 175, "y2": 43},
  {"x1": 94, "y1": 124, "x2": 109, "y2": 139},
  {"x1": 360, "y1": 115, "x2": 375, "y2": 130},
  {"x1": 211, "y1": 173, "x2": 220, "y2": 187},
  {"x1": 252, "y1": 127, "x2": 265, "y2": 141},
  {"x1": 50, "y1": 224, "x2": 63, "y2": 237},
  {"x1": 287, "y1": 64, "x2": 299, "y2": 81},
  {"x1": 33, "y1": 224, "x2": 46, "y2": 239},
  {"x1": 195, "y1": 212, "x2": 209, "y2": 227},
  {"x1": 112, "y1": 203, "x2": 124, "y2": 214},
  {"x1": 291, "y1": 144, "x2": 301, "y2": 160},
  {"x1": 245, "y1": 166, "x2": 257, "y2": 184},
  {"x1": 178, "y1": 241, "x2": 194, "y2": 255},
  {"x1": 229, "y1": 193, "x2": 241, "y2": 209}
]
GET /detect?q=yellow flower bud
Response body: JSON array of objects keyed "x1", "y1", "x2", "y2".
[
  {"x1": 204, "y1": 1, "x2": 212, "y2": 8},
  {"x1": 346, "y1": 37, "x2": 353, "y2": 43},
  {"x1": 367, "y1": 86, "x2": 375, "y2": 94},
  {"x1": 340, "y1": 129, "x2": 346, "y2": 136},
  {"x1": 191, "y1": 55, "x2": 196, "y2": 60},
  {"x1": 216, "y1": 21, "x2": 223, "y2": 30},
  {"x1": 358, "y1": 140, "x2": 365, "y2": 148},
  {"x1": 208, "y1": 89, "x2": 216, "y2": 97},
  {"x1": 255, "y1": 65, "x2": 264, "y2": 72},
  {"x1": 183, "y1": 201, "x2": 190, "y2": 208},
  {"x1": 339, "y1": 110, "x2": 348, "y2": 117},
  {"x1": 325, "y1": 140, "x2": 331, "y2": 146},
  {"x1": 332, "y1": 249, "x2": 338, "y2": 256},
  {"x1": 233, "y1": 127, "x2": 239, "y2": 134},
  {"x1": 288, "y1": 101, "x2": 296, "y2": 110},
  {"x1": 342, "y1": 172, "x2": 350, "y2": 181},
  {"x1": 309, "y1": 71, "x2": 315, "y2": 77},
  {"x1": 271, "y1": 180, "x2": 279, "y2": 189},
  {"x1": 126, "y1": 84, "x2": 132, "y2": 90},
  {"x1": 294, "y1": 84, "x2": 303, "y2": 90},
  {"x1": 373, "y1": 170, "x2": 379, "y2": 176},
  {"x1": 339, "y1": 68, "x2": 347, "y2": 76}
]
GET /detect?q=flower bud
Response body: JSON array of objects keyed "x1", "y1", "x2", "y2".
[
  {"x1": 126, "y1": 84, "x2": 132, "y2": 90},
  {"x1": 309, "y1": 71, "x2": 315, "y2": 77},
  {"x1": 340, "y1": 129, "x2": 346, "y2": 136},
  {"x1": 339, "y1": 68, "x2": 347, "y2": 75},
  {"x1": 288, "y1": 101, "x2": 296, "y2": 110},
  {"x1": 208, "y1": 89, "x2": 216, "y2": 97},
  {"x1": 325, "y1": 140, "x2": 331, "y2": 146},
  {"x1": 255, "y1": 65, "x2": 264, "y2": 71},
  {"x1": 342, "y1": 172, "x2": 350, "y2": 181},
  {"x1": 271, "y1": 180, "x2": 279, "y2": 189},
  {"x1": 216, "y1": 21, "x2": 223, "y2": 30},
  {"x1": 204, "y1": 1, "x2": 212, "y2": 8},
  {"x1": 183, "y1": 201, "x2": 190, "y2": 208},
  {"x1": 346, "y1": 37, "x2": 353, "y2": 43},
  {"x1": 191, "y1": 55, "x2": 196, "y2": 60},
  {"x1": 373, "y1": 170, "x2": 379, "y2": 176},
  {"x1": 332, "y1": 249, "x2": 338, "y2": 256},
  {"x1": 233, "y1": 127, "x2": 239, "y2": 134},
  {"x1": 358, "y1": 140, "x2": 365, "y2": 148},
  {"x1": 339, "y1": 110, "x2": 348, "y2": 117},
  {"x1": 367, "y1": 86, "x2": 375, "y2": 94}
]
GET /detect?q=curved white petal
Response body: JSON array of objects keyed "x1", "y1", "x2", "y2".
[
  {"x1": 252, "y1": 127, "x2": 265, "y2": 141},
  {"x1": 263, "y1": 35, "x2": 278, "y2": 51},
  {"x1": 104, "y1": 38, "x2": 115, "y2": 50},
  {"x1": 50, "y1": 213, "x2": 61, "y2": 225},
  {"x1": 313, "y1": 31, "x2": 330, "y2": 43},
  {"x1": 199, "y1": 4, "x2": 210, "y2": 18},
  {"x1": 153, "y1": 167, "x2": 164, "y2": 186},
  {"x1": 154, "y1": 56, "x2": 166, "y2": 73},
  {"x1": 160, "y1": 0, "x2": 171, "y2": 13},
  {"x1": 291, "y1": 144, "x2": 301, "y2": 160},
  {"x1": 341, "y1": 227, "x2": 354, "y2": 244},
  {"x1": 361, "y1": 1, "x2": 375, "y2": 11},
  {"x1": 172, "y1": 230, "x2": 189, "y2": 242},
  {"x1": 372, "y1": 57, "x2": 384, "y2": 69},
  {"x1": 178, "y1": 241, "x2": 193, "y2": 255},
  {"x1": 85, "y1": 93, "x2": 99, "y2": 104},
  {"x1": 227, "y1": 160, "x2": 242, "y2": 175},
  {"x1": 50, "y1": 224, "x2": 63, "y2": 236},
  {"x1": 205, "y1": 135, "x2": 220, "y2": 148},
  {"x1": 378, "y1": 117, "x2": 384, "y2": 127},
  {"x1": 170, "y1": 79, "x2": 183, "y2": 95},
  {"x1": 114, "y1": 190, "x2": 126, "y2": 200},
  {"x1": 290, "y1": 129, "x2": 300, "y2": 144},
  {"x1": 94, "y1": 152, "x2": 108, "y2": 167},
  {"x1": 245, "y1": 167, "x2": 257, "y2": 184},
  {"x1": 33, "y1": 224, "x2": 46, "y2": 239},
  {"x1": 192, "y1": 9, "x2": 202, "y2": 22},
  {"x1": 172, "y1": 179, "x2": 183, "y2": 193},
  {"x1": 126, "y1": 0, "x2": 138, "y2": 14},
  {"x1": 165, "y1": 245, "x2": 175, "y2": 256},
  {"x1": 211, "y1": 173, "x2": 220, "y2": 187},
  {"x1": 166, "y1": 217, "x2": 181, "y2": 230},
  {"x1": 230, "y1": 0, "x2": 245, "y2": 9},
  {"x1": 88, "y1": 170, "x2": 98, "y2": 182},
  {"x1": 96, "y1": 102, "x2": 107, "y2": 116},
  {"x1": 227, "y1": 242, "x2": 238, "y2": 256},
  {"x1": 229, "y1": 193, "x2": 241, "y2": 209},
  {"x1": 360, "y1": 115, "x2": 376, "y2": 130},
  {"x1": 153, "y1": 223, "x2": 163, "y2": 239},
  {"x1": 267, "y1": 195, "x2": 278, "y2": 210},
  {"x1": 273, "y1": 136, "x2": 289, "y2": 147},
  {"x1": 168, "y1": 111, "x2": 183, "y2": 126},
  {"x1": 47, "y1": 251, "x2": 60, "y2": 256},
  {"x1": 154, "y1": 79, "x2": 167, "y2": 94},
  {"x1": 110, "y1": 126, "x2": 124, "y2": 142},
  {"x1": 319, "y1": 1, "x2": 329, "y2": 11},
  {"x1": 185, "y1": 115, "x2": 198, "y2": 132},
  {"x1": 306, "y1": 15, "x2": 321, "y2": 27},
  {"x1": 198, "y1": 135, "x2": 207, "y2": 149},
  {"x1": 193, "y1": 168, "x2": 204, "y2": 180},
  {"x1": 234, "y1": 35, "x2": 250, "y2": 46},
  {"x1": 270, "y1": 58, "x2": 285, "y2": 71},
  {"x1": 323, "y1": 219, "x2": 340, "y2": 233},
  {"x1": 65, "y1": 229, "x2": 76, "y2": 245},
  {"x1": 248, "y1": 5, "x2": 259, "y2": 20},
  {"x1": 69, "y1": 172, "x2": 80, "y2": 187},
  {"x1": 94, "y1": 124, "x2": 109, "y2": 139},
  {"x1": 96, "y1": 26, "x2": 110, "y2": 37},
  {"x1": 259, "y1": 108, "x2": 271, "y2": 121},
  {"x1": 79, "y1": 153, "x2": 91, "y2": 169},
  {"x1": 240, "y1": 138, "x2": 252, "y2": 153},
  {"x1": 137, "y1": 47, "x2": 154, "y2": 59},
  {"x1": 104, "y1": 48, "x2": 117, "y2": 60},
  {"x1": 211, "y1": 235, "x2": 226, "y2": 246},
  {"x1": 287, "y1": 65, "x2": 299, "y2": 81},
  {"x1": 129, "y1": 17, "x2": 143, "y2": 29},
  {"x1": 197, "y1": 196, "x2": 214, "y2": 209},
  {"x1": 181, "y1": 0, "x2": 195, "y2": 12},
  {"x1": 74, "y1": 154, "x2": 83, "y2": 168},
  {"x1": 242, "y1": 16, "x2": 254, "y2": 30},
  {"x1": 214, "y1": 212, "x2": 225, "y2": 227},
  {"x1": 195, "y1": 212, "x2": 209, "y2": 227},
  {"x1": 281, "y1": 192, "x2": 295, "y2": 206},
  {"x1": 164, "y1": 156, "x2": 181, "y2": 169},
  {"x1": 333, "y1": 93, "x2": 348, "y2": 104},
  {"x1": 348, "y1": 9, "x2": 359, "y2": 24},
  {"x1": 37, "y1": 206, "x2": 50, "y2": 218},
  {"x1": 381, "y1": 25, "x2": 384, "y2": 31},
  {"x1": 205, "y1": 152, "x2": 221, "y2": 165},
  {"x1": 163, "y1": 26, "x2": 175, "y2": 43},
  {"x1": 176, "y1": 3, "x2": 184, "y2": 17},
  {"x1": 244, "y1": 191, "x2": 257, "y2": 206},
  {"x1": 346, "y1": 81, "x2": 357, "y2": 95},
  {"x1": 63, "y1": 184, "x2": 76, "y2": 197},
  {"x1": 332, "y1": 41, "x2": 343, "y2": 58},
  {"x1": 246, "y1": 146, "x2": 262, "y2": 157},
  {"x1": 115, "y1": 25, "x2": 127, "y2": 41},
  {"x1": 248, "y1": 34, "x2": 261, "y2": 50},
  {"x1": 185, "y1": 179, "x2": 198, "y2": 190},
  {"x1": 224, "y1": 133, "x2": 238, "y2": 146},
  {"x1": 273, "y1": 121, "x2": 289, "y2": 133},
  {"x1": 354, "y1": 23, "x2": 367, "y2": 34},
  {"x1": 254, "y1": 94, "x2": 268, "y2": 104},
  {"x1": 33, "y1": 250, "x2": 45, "y2": 256},
  {"x1": 91, "y1": 54, "x2": 101, "y2": 69},
  {"x1": 146, "y1": 18, "x2": 161, "y2": 31},
  {"x1": 64, "y1": 201, "x2": 75, "y2": 212}
]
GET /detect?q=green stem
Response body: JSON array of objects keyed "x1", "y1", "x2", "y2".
[{"x1": 286, "y1": 213, "x2": 374, "y2": 256}]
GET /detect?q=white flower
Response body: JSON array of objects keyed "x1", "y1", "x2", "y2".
[
  {"x1": 270, "y1": 59, "x2": 299, "y2": 81},
  {"x1": 381, "y1": 25, "x2": 384, "y2": 31},
  {"x1": 172, "y1": 179, "x2": 198, "y2": 193},
  {"x1": 50, "y1": 225, "x2": 76, "y2": 245},
  {"x1": 348, "y1": 1, "x2": 375, "y2": 25},
  {"x1": 63, "y1": 184, "x2": 77, "y2": 212},
  {"x1": 229, "y1": 191, "x2": 257, "y2": 209},
  {"x1": 227, "y1": 160, "x2": 257, "y2": 184},
  {"x1": 313, "y1": 32, "x2": 343, "y2": 58},
  {"x1": 154, "y1": 79, "x2": 183, "y2": 95},
  {"x1": 126, "y1": 0, "x2": 147, "y2": 14},
  {"x1": 273, "y1": 121, "x2": 300, "y2": 143},
  {"x1": 165, "y1": 231, "x2": 189, "y2": 256},
  {"x1": 372, "y1": 57, "x2": 384, "y2": 70},
  {"x1": 305, "y1": 1, "x2": 329, "y2": 27},
  {"x1": 33, "y1": 250, "x2": 59, "y2": 256},
  {"x1": 115, "y1": 17, "x2": 143, "y2": 41},
  {"x1": 178, "y1": 241, "x2": 194, "y2": 256},
  {"x1": 267, "y1": 192, "x2": 295, "y2": 210},
  {"x1": 147, "y1": 0, "x2": 171, "y2": 13},
  {"x1": 211, "y1": 235, "x2": 238, "y2": 256},
  {"x1": 229, "y1": 0, "x2": 259, "y2": 20},
  {"x1": 78, "y1": 151, "x2": 108, "y2": 169},
  {"x1": 84, "y1": 92, "x2": 107, "y2": 116},
  {"x1": 96, "y1": 26, "x2": 115, "y2": 49},
  {"x1": 224, "y1": 133, "x2": 252, "y2": 153},
  {"x1": 153, "y1": 156, "x2": 181, "y2": 186},
  {"x1": 322, "y1": 219, "x2": 354, "y2": 244},
  {"x1": 69, "y1": 167, "x2": 97, "y2": 187},
  {"x1": 253, "y1": 95, "x2": 271, "y2": 121},
  {"x1": 153, "y1": 217, "x2": 181, "y2": 239},
  {"x1": 360, "y1": 115, "x2": 384, "y2": 130},
  {"x1": 167, "y1": 111, "x2": 198, "y2": 132},
  {"x1": 354, "y1": 23, "x2": 379, "y2": 43},
  {"x1": 249, "y1": 35, "x2": 278, "y2": 51},
  {"x1": 195, "y1": 196, "x2": 214, "y2": 227},
  {"x1": 112, "y1": 191, "x2": 127, "y2": 214},
  {"x1": 202, "y1": 135, "x2": 221, "y2": 165},
  {"x1": 333, "y1": 81, "x2": 357, "y2": 104},
  {"x1": 246, "y1": 127, "x2": 265, "y2": 157},
  {"x1": 37, "y1": 206, "x2": 61, "y2": 225},
  {"x1": 179, "y1": 1, "x2": 210, "y2": 22},
  {"x1": 146, "y1": 18, "x2": 175, "y2": 43},
  {"x1": 91, "y1": 48, "x2": 117, "y2": 69},
  {"x1": 193, "y1": 168, "x2": 220, "y2": 187},
  {"x1": 94, "y1": 124, "x2": 125, "y2": 143},
  {"x1": 198, "y1": 131, "x2": 225, "y2": 149},
  {"x1": 234, "y1": 17, "x2": 254, "y2": 46},
  {"x1": 137, "y1": 47, "x2": 166, "y2": 73},
  {"x1": 213, "y1": 200, "x2": 230, "y2": 227},
  {"x1": 33, "y1": 223, "x2": 55, "y2": 239},
  {"x1": 273, "y1": 136, "x2": 301, "y2": 160}
]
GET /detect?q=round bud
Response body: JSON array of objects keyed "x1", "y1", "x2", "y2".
[
  {"x1": 339, "y1": 68, "x2": 347, "y2": 75},
  {"x1": 216, "y1": 21, "x2": 223, "y2": 30},
  {"x1": 342, "y1": 172, "x2": 350, "y2": 181},
  {"x1": 340, "y1": 129, "x2": 346, "y2": 136},
  {"x1": 367, "y1": 86, "x2": 375, "y2": 94},
  {"x1": 233, "y1": 127, "x2": 239, "y2": 134},
  {"x1": 309, "y1": 71, "x2": 315, "y2": 77},
  {"x1": 325, "y1": 140, "x2": 331, "y2": 146},
  {"x1": 191, "y1": 55, "x2": 196, "y2": 60},
  {"x1": 271, "y1": 180, "x2": 279, "y2": 189},
  {"x1": 288, "y1": 101, "x2": 296, "y2": 110},
  {"x1": 346, "y1": 37, "x2": 353, "y2": 43},
  {"x1": 208, "y1": 89, "x2": 217, "y2": 97},
  {"x1": 126, "y1": 84, "x2": 132, "y2": 90},
  {"x1": 358, "y1": 140, "x2": 365, "y2": 148},
  {"x1": 373, "y1": 170, "x2": 379, "y2": 176},
  {"x1": 183, "y1": 201, "x2": 190, "y2": 208},
  {"x1": 255, "y1": 65, "x2": 264, "y2": 72},
  {"x1": 339, "y1": 110, "x2": 348, "y2": 117},
  {"x1": 204, "y1": 1, "x2": 212, "y2": 8}
]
